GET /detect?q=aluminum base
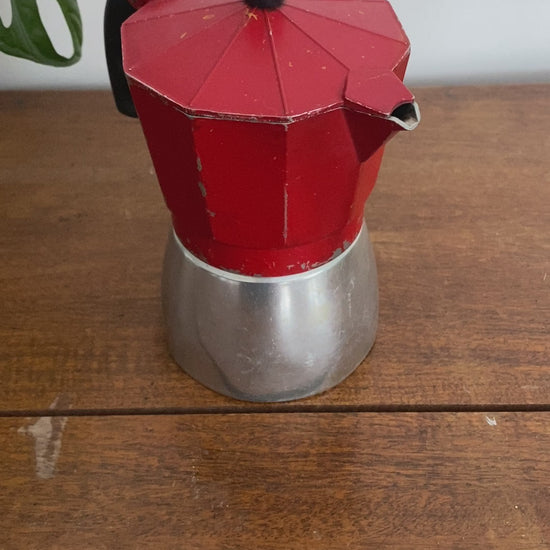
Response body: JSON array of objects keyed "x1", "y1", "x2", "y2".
[{"x1": 162, "y1": 223, "x2": 378, "y2": 402}]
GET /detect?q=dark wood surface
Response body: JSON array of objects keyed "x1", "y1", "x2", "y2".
[
  {"x1": 1, "y1": 86, "x2": 549, "y2": 547},
  {"x1": 1, "y1": 85, "x2": 549, "y2": 412}
]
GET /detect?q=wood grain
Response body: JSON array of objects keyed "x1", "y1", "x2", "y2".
[
  {"x1": 1, "y1": 412, "x2": 549, "y2": 549},
  {"x1": 1, "y1": 86, "x2": 549, "y2": 411}
]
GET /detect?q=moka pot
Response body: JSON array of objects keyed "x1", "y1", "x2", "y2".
[{"x1": 105, "y1": 0, "x2": 420, "y2": 401}]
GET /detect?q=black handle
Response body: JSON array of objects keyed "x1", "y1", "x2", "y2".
[{"x1": 104, "y1": 0, "x2": 138, "y2": 118}]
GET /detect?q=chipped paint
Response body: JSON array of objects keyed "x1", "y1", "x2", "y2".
[
  {"x1": 283, "y1": 186, "x2": 288, "y2": 243},
  {"x1": 198, "y1": 181, "x2": 207, "y2": 197},
  {"x1": 18, "y1": 395, "x2": 69, "y2": 479},
  {"x1": 196, "y1": 156, "x2": 203, "y2": 172},
  {"x1": 330, "y1": 248, "x2": 343, "y2": 260}
]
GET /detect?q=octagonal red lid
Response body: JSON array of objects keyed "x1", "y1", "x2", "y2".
[{"x1": 122, "y1": 0, "x2": 411, "y2": 121}]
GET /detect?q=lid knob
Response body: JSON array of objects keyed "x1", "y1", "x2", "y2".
[{"x1": 244, "y1": 0, "x2": 284, "y2": 10}]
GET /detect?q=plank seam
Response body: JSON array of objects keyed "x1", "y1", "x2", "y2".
[{"x1": 2, "y1": 404, "x2": 550, "y2": 418}]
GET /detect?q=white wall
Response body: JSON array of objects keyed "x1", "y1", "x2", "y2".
[
  {"x1": 392, "y1": 0, "x2": 550, "y2": 85},
  {"x1": 1, "y1": 0, "x2": 549, "y2": 90}
]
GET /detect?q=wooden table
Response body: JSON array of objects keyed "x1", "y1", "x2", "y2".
[{"x1": 1, "y1": 85, "x2": 549, "y2": 548}]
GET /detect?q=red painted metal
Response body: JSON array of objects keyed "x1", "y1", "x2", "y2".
[{"x1": 122, "y1": 0, "x2": 416, "y2": 276}]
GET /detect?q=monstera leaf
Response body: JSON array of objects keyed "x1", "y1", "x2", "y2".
[{"x1": 0, "y1": 0, "x2": 82, "y2": 66}]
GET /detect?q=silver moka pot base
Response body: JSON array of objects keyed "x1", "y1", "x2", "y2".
[{"x1": 162, "y1": 223, "x2": 378, "y2": 402}]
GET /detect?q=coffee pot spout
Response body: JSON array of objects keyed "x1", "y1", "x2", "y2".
[
  {"x1": 344, "y1": 69, "x2": 420, "y2": 161},
  {"x1": 387, "y1": 100, "x2": 421, "y2": 131}
]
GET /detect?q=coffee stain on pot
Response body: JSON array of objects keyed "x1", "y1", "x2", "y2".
[{"x1": 18, "y1": 394, "x2": 70, "y2": 479}]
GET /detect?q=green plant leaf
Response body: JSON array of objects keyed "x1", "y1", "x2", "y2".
[{"x1": 0, "y1": 0, "x2": 82, "y2": 66}]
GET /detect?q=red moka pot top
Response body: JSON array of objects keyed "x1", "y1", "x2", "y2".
[{"x1": 122, "y1": 0, "x2": 415, "y2": 276}]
